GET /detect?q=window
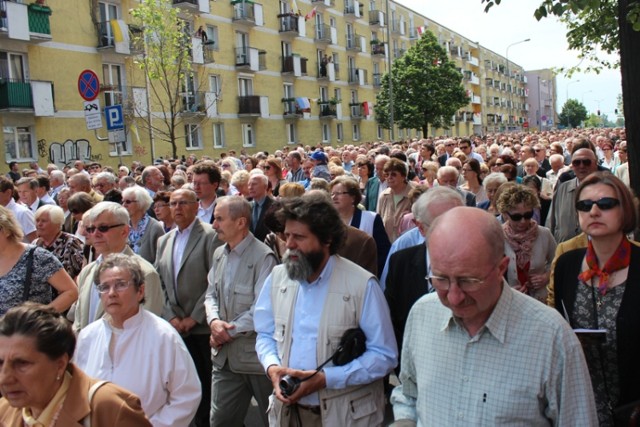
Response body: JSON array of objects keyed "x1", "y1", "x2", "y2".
[
  {"x1": 337, "y1": 123, "x2": 343, "y2": 142},
  {"x1": 352, "y1": 124, "x2": 360, "y2": 141},
  {"x1": 109, "y1": 132, "x2": 131, "y2": 157},
  {"x1": 4, "y1": 126, "x2": 34, "y2": 162},
  {"x1": 102, "y1": 64, "x2": 123, "y2": 107},
  {"x1": 238, "y1": 77, "x2": 253, "y2": 96},
  {"x1": 322, "y1": 123, "x2": 330, "y2": 143},
  {"x1": 209, "y1": 74, "x2": 221, "y2": 99},
  {"x1": 98, "y1": 2, "x2": 119, "y2": 47},
  {"x1": 334, "y1": 88, "x2": 342, "y2": 102},
  {"x1": 185, "y1": 124, "x2": 201, "y2": 149},
  {"x1": 0, "y1": 52, "x2": 26, "y2": 80},
  {"x1": 242, "y1": 123, "x2": 255, "y2": 147},
  {"x1": 283, "y1": 83, "x2": 294, "y2": 99},
  {"x1": 286, "y1": 123, "x2": 296, "y2": 144},
  {"x1": 213, "y1": 123, "x2": 225, "y2": 148},
  {"x1": 206, "y1": 25, "x2": 219, "y2": 50}
]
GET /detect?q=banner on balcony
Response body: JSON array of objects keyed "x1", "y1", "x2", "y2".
[
  {"x1": 305, "y1": 7, "x2": 317, "y2": 21},
  {"x1": 295, "y1": 97, "x2": 311, "y2": 110},
  {"x1": 111, "y1": 19, "x2": 130, "y2": 55},
  {"x1": 362, "y1": 101, "x2": 371, "y2": 117}
]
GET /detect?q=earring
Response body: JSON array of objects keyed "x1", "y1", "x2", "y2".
[{"x1": 56, "y1": 374, "x2": 61, "y2": 381}]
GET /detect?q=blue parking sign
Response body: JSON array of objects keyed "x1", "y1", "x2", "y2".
[{"x1": 105, "y1": 105, "x2": 124, "y2": 130}]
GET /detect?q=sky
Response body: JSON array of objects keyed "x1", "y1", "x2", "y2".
[{"x1": 397, "y1": 0, "x2": 622, "y2": 118}]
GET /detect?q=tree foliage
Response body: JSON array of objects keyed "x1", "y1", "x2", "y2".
[
  {"x1": 130, "y1": 0, "x2": 200, "y2": 159},
  {"x1": 374, "y1": 30, "x2": 469, "y2": 136},
  {"x1": 559, "y1": 99, "x2": 588, "y2": 127}
]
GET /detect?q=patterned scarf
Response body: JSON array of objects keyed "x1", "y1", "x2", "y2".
[
  {"x1": 129, "y1": 214, "x2": 150, "y2": 255},
  {"x1": 578, "y1": 236, "x2": 631, "y2": 296},
  {"x1": 503, "y1": 220, "x2": 539, "y2": 291}
]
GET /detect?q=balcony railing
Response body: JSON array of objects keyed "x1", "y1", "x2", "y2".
[
  {"x1": 344, "y1": 0, "x2": 361, "y2": 17},
  {"x1": 238, "y1": 95, "x2": 261, "y2": 116},
  {"x1": 373, "y1": 73, "x2": 382, "y2": 88},
  {"x1": 96, "y1": 21, "x2": 143, "y2": 52},
  {"x1": 278, "y1": 13, "x2": 299, "y2": 34},
  {"x1": 368, "y1": 10, "x2": 384, "y2": 26},
  {"x1": 282, "y1": 98, "x2": 303, "y2": 117},
  {"x1": 348, "y1": 68, "x2": 367, "y2": 85},
  {"x1": 314, "y1": 24, "x2": 331, "y2": 43},
  {"x1": 0, "y1": 79, "x2": 33, "y2": 110},
  {"x1": 232, "y1": 2, "x2": 256, "y2": 24},
  {"x1": 282, "y1": 55, "x2": 307, "y2": 75},
  {"x1": 349, "y1": 103, "x2": 363, "y2": 119},
  {"x1": 346, "y1": 34, "x2": 361, "y2": 51},
  {"x1": 371, "y1": 41, "x2": 385, "y2": 56},
  {"x1": 27, "y1": 3, "x2": 52, "y2": 36},
  {"x1": 318, "y1": 101, "x2": 337, "y2": 118},
  {"x1": 235, "y1": 46, "x2": 266, "y2": 71},
  {"x1": 180, "y1": 91, "x2": 207, "y2": 115}
]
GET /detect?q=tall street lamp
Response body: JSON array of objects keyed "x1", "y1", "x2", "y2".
[
  {"x1": 505, "y1": 38, "x2": 530, "y2": 131},
  {"x1": 566, "y1": 79, "x2": 580, "y2": 101}
]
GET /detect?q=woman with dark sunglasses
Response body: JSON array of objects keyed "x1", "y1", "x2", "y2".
[
  {"x1": 497, "y1": 184, "x2": 556, "y2": 303},
  {"x1": 552, "y1": 172, "x2": 640, "y2": 426}
]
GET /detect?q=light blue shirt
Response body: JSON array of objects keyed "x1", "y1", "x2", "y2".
[
  {"x1": 254, "y1": 256, "x2": 398, "y2": 406},
  {"x1": 172, "y1": 219, "x2": 197, "y2": 290},
  {"x1": 380, "y1": 227, "x2": 425, "y2": 290}
]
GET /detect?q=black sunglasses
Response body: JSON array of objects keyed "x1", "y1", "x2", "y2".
[
  {"x1": 575, "y1": 197, "x2": 620, "y2": 212},
  {"x1": 571, "y1": 159, "x2": 593, "y2": 167},
  {"x1": 85, "y1": 224, "x2": 125, "y2": 234},
  {"x1": 507, "y1": 211, "x2": 534, "y2": 221}
]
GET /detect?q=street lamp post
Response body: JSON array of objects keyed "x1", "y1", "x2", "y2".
[
  {"x1": 566, "y1": 79, "x2": 580, "y2": 101},
  {"x1": 505, "y1": 38, "x2": 530, "y2": 132},
  {"x1": 385, "y1": 0, "x2": 394, "y2": 140}
]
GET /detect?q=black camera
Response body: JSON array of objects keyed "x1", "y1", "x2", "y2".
[{"x1": 279, "y1": 375, "x2": 301, "y2": 397}]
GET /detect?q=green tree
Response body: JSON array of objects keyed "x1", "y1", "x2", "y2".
[
  {"x1": 481, "y1": 0, "x2": 640, "y2": 204},
  {"x1": 374, "y1": 30, "x2": 469, "y2": 136},
  {"x1": 559, "y1": 99, "x2": 588, "y2": 128},
  {"x1": 584, "y1": 113, "x2": 603, "y2": 128},
  {"x1": 130, "y1": 0, "x2": 208, "y2": 159}
]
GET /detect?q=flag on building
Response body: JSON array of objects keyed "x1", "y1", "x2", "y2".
[
  {"x1": 305, "y1": 6, "x2": 317, "y2": 21},
  {"x1": 290, "y1": 0, "x2": 301, "y2": 15},
  {"x1": 362, "y1": 101, "x2": 371, "y2": 116},
  {"x1": 417, "y1": 26, "x2": 426, "y2": 36},
  {"x1": 111, "y1": 19, "x2": 130, "y2": 55}
]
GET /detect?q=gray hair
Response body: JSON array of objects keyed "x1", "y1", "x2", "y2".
[
  {"x1": 87, "y1": 201, "x2": 130, "y2": 224},
  {"x1": 412, "y1": 186, "x2": 464, "y2": 225},
  {"x1": 218, "y1": 195, "x2": 251, "y2": 223},
  {"x1": 35, "y1": 205, "x2": 65, "y2": 228},
  {"x1": 93, "y1": 253, "x2": 145, "y2": 304},
  {"x1": 94, "y1": 171, "x2": 116, "y2": 185},
  {"x1": 122, "y1": 186, "x2": 153, "y2": 212},
  {"x1": 437, "y1": 165, "x2": 459, "y2": 180},
  {"x1": 483, "y1": 172, "x2": 508, "y2": 190}
]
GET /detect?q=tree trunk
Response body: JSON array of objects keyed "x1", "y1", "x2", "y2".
[{"x1": 618, "y1": 0, "x2": 640, "y2": 198}]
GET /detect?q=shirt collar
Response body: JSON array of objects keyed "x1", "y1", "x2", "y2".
[
  {"x1": 177, "y1": 217, "x2": 198, "y2": 234},
  {"x1": 224, "y1": 232, "x2": 252, "y2": 255}
]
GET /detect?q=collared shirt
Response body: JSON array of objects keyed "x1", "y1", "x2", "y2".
[
  {"x1": 391, "y1": 283, "x2": 598, "y2": 426},
  {"x1": 22, "y1": 371, "x2": 71, "y2": 426},
  {"x1": 197, "y1": 199, "x2": 216, "y2": 224},
  {"x1": 6, "y1": 198, "x2": 36, "y2": 238},
  {"x1": 286, "y1": 167, "x2": 305, "y2": 183},
  {"x1": 172, "y1": 218, "x2": 198, "y2": 288},
  {"x1": 28, "y1": 199, "x2": 40, "y2": 213},
  {"x1": 255, "y1": 256, "x2": 398, "y2": 406}
]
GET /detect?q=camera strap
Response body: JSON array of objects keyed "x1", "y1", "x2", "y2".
[{"x1": 299, "y1": 327, "x2": 366, "y2": 383}]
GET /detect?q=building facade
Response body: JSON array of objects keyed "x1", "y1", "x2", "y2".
[
  {"x1": 1, "y1": 0, "x2": 535, "y2": 168},
  {"x1": 525, "y1": 68, "x2": 558, "y2": 132}
]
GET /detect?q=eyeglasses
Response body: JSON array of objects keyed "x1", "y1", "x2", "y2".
[
  {"x1": 169, "y1": 200, "x2": 197, "y2": 208},
  {"x1": 122, "y1": 199, "x2": 138, "y2": 205},
  {"x1": 221, "y1": 164, "x2": 231, "y2": 168},
  {"x1": 264, "y1": 165, "x2": 271, "y2": 170},
  {"x1": 330, "y1": 191, "x2": 350, "y2": 197},
  {"x1": 459, "y1": 146, "x2": 470, "y2": 150},
  {"x1": 445, "y1": 143, "x2": 455, "y2": 147},
  {"x1": 571, "y1": 159, "x2": 593, "y2": 167},
  {"x1": 507, "y1": 210, "x2": 534, "y2": 221},
  {"x1": 427, "y1": 261, "x2": 500, "y2": 292},
  {"x1": 154, "y1": 203, "x2": 170, "y2": 209},
  {"x1": 575, "y1": 197, "x2": 620, "y2": 212},
  {"x1": 85, "y1": 224, "x2": 125, "y2": 234},
  {"x1": 95, "y1": 280, "x2": 133, "y2": 294}
]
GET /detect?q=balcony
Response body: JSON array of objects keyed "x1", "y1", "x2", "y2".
[
  {"x1": 344, "y1": 0, "x2": 361, "y2": 18},
  {"x1": 409, "y1": 27, "x2": 419, "y2": 39},
  {"x1": 172, "y1": 0, "x2": 198, "y2": 11},
  {"x1": 96, "y1": 21, "x2": 144, "y2": 54},
  {"x1": 0, "y1": 79, "x2": 54, "y2": 116},
  {"x1": 282, "y1": 55, "x2": 308, "y2": 77},
  {"x1": 311, "y1": 0, "x2": 334, "y2": 7},
  {"x1": 391, "y1": 19, "x2": 404, "y2": 35},
  {"x1": 471, "y1": 95, "x2": 481, "y2": 105},
  {"x1": 203, "y1": 43, "x2": 215, "y2": 63},
  {"x1": 348, "y1": 68, "x2": 367, "y2": 86},
  {"x1": 318, "y1": 101, "x2": 337, "y2": 119},
  {"x1": 238, "y1": 95, "x2": 261, "y2": 117},
  {"x1": 368, "y1": 10, "x2": 385, "y2": 26},
  {"x1": 346, "y1": 34, "x2": 362, "y2": 52},
  {"x1": 179, "y1": 91, "x2": 209, "y2": 118},
  {"x1": 314, "y1": 24, "x2": 334, "y2": 44},
  {"x1": 371, "y1": 41, "x2": 386, "y2": 57},
  {"x1": 235, "y1": 46, "x2": 266, "y2": 71},
  {"x1": 372, "y1": 73, "x2": 382, "y2": 88},
  {"x1": 100, "y1": 85, "x2": 148, "y2": 117},
  {"x1": 278, "y1": 13, "x2": 302, "y2": 36},
  {"x1": 349, "y1": 103, "x2": 363, "y2": 119},
  {"x1": 0, "y1": 1, "x2": 52, "y2": 42},
  {"x1": 317, "y1": 61, "x2": 335, "y2": 81},
  {"x1": 232, "y1": 1, "x2": 264, "y2": 26},
  {"x1": 467, "y1": 54, "x2": 479, "y2": 67},
  {"x1": 282, "y1": 98, "x2": 303, "y2": 118},
  {"x1": 393, "y1": 48, "x2": 405, "y2": 59}
]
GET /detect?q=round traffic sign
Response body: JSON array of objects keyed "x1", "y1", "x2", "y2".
[{"x1": 78, "y1": 69, "x2": 100, "y2": 102}]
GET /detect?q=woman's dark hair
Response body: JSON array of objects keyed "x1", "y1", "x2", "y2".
[
  {"x1": 464, "y1": 159, "x2": 483, "y2": 185},
  {"x1": 330, "y1": 176, "x2": 362, "y2": 206},
  {"x1": 499, "y1": 164, "x2": 518, "y2": 182},
  {"x1": 157, "y1": 165, "x2": 172, "y2": 186},
  {"x1": 245, "y1": 156, "x2": 259, "y2": 169},
  {"x1": 67, "y1": 192, "x2": 96, "y2": 214},
  {"x1": 153, "y1": 190, "x2": 172, "y2": 204},
  {"x1": 498, "y1": 154, "x2": 518, "y2": 167},
  {"x1": 263, "y1": 200, "x2": 285, "y2": 234},
  {"x1": 383, "y1": 158, "x2": 408, "y2": 178},
  {"x1": 576, "y1": 172, "x2": 638, "y2": 234},
  {"x1": 278, "y1": 192, "x2": 346, "y2": 255},
  {"x1": 522, "y1": 174, "x2": 542, "y2": 192},
  {"x1": 0, "y1": 302, "x2": 75, "y2": 361},
  {"x1": 103, "y1": 189, "x2": 122, "y2": 204},
  {"x1": 361, "y1": 160, "x2": 374, "y2": 178}
]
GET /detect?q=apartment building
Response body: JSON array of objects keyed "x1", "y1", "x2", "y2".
[{"x1": 0, "y1": 0, "x2": 532, "y2": 168}]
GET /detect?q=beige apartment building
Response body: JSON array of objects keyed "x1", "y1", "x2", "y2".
[{"x1": 1, "y1": 0, "x2": 532, "y2": 168}]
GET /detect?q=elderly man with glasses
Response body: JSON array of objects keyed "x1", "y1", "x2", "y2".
[
  {"x1": 437, "y1": 139, "x2": 457, "y2": 166},
  {"x1": 72, "y1": 202, "x2": 163, "y2": 332}
]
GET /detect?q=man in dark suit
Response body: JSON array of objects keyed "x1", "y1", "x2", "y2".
[
  {"x1": 248, "y1": 174, "x2": 274, "y2": 242},
  {"x1": 384, "y1": 186, "x2": 464, "y2": 372},
  {"x1": 437, "y1": 139, "x2": 457, "y2": 166},
  {"x1": 155, "y1": 188, "x2": 222, "y2": 427},
  {"x1": 533, "y1": 143, "x2": 552, "y2": 178}
]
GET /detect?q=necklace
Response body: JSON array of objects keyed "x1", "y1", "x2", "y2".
[{"x1": 591, "y1": 271, "x2": 616, "y2": 309}]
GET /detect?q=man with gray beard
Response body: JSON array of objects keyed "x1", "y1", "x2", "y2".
[{"x1": 254, "y1": 193, "x2": 397, "y2": 426}]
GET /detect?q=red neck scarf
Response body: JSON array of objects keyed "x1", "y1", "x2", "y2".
[{"x1": 578, "y1": 236, "x2": 631, "y2": 296}]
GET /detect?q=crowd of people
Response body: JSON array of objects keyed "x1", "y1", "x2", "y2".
[{"x1": 0, "y1": 127, "x2": 638, "y2": 426}]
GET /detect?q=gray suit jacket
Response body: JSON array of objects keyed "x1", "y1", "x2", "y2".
[
  {"x1": 72, "y1": 246, "x2": 163, "y2": 333},
  {"x1": 546, "y1": 177, "x2": 579, "y2": 243},
  {"x1": 155, "y1": 219, "x2": 222, "y2": 336},
  {"x1": 136, "y1": 216, "x2": 164, "y2": 264}
]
